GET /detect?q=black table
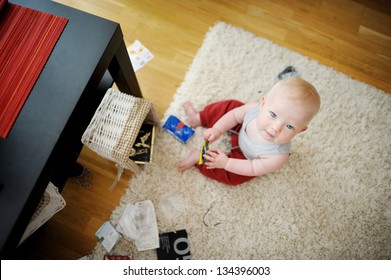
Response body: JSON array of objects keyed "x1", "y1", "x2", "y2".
[{"x1": 0, "y1": 0, "x2": 142, "y2": 259}]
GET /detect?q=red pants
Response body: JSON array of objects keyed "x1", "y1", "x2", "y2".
[{"x1": 196, "y1": 100, "x2": 256, "y2": 186}]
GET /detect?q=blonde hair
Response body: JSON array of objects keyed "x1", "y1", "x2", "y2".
[{"x1": 268, "y1": 77, "x2": 321, "y2": 119}]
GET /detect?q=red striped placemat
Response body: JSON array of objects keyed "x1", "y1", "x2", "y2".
[{"x1": 0, "y1": 3, "x2": 68, "y2": 138}]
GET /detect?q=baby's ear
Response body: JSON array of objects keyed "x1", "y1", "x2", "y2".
[
  {"x1": 261, "y1": 96, "x2": 266, "y2": 106},
  {"x1": 299, "y1": 126, "x2": 308, "y2": 133}
]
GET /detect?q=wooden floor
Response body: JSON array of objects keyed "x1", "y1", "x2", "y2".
[{"x1": 28, "y1": 0, "x2": 390, "y2": 259}]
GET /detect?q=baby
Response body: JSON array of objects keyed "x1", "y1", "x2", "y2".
[{"x1": 177, "y1": 77, "x2": 320, "y2": 186}]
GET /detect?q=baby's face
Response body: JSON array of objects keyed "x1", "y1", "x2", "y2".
[{"x1": 256, "y1": 95, "x2": 313, "y2": 144}]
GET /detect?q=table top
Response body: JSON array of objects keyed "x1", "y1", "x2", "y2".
[{"x1": 0, "y1": 0, "x2": 121, "y2": 258}]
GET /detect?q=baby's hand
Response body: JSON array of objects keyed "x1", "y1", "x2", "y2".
[
  {"x1": 204, "y1": 148, "x2": 228, "y2": 169},
  {"x1": 203, "y1": 127, "x2": 222, "y2": 142}
]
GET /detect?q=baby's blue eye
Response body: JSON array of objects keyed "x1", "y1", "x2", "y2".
[
  {"x1": 270, "y1": 111, "x2": 277, "y2": 119},
  {"x1": 286, "y1": 124, "x2": 294, "y2": 130}
]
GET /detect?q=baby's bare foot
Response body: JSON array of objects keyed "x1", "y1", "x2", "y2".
[
  {"x1": 177, "y1": 149, "x2": 199, "y2": 172},
  {"x1": 183, "y1": 102, "x2": 201, "y2": 128}
]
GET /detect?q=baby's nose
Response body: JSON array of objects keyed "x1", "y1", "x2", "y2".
[{"x1": 271, "y1": 123, "x2": 283, "y2": 133}]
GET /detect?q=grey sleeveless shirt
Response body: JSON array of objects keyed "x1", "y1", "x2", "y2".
[{"x1": 238, "y1": 106, "x2": 291, "y2": 160}]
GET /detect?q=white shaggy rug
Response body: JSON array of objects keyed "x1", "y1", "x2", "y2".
[{"x1": 90, "y1": 22, "x2": 391, "y2": 260}]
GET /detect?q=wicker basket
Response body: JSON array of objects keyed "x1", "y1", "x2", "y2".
[
  {"x1": 81, "y1": 88, "x2": 159, "y2": 188},
  {"x1": 19, "y1": 182, "x2": 66, "y2": 245}
]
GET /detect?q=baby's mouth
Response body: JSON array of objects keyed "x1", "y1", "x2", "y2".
[
  {"x1": 261, "y1": 130, "x2": 275, "y2": 141},
  {"x1": 265, "y1": 130, "x2": 275, "y2": 139}
]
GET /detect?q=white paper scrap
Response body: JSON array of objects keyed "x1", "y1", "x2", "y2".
[
  {"x1": 127, "y1": 40, "x2": 154, "y2": 72},
  {"x1": 95, "y1": 221, "x2": 120, "y2": 253}
]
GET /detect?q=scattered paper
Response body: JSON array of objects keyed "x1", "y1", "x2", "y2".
[
  {"x1": 104, "y1": 255, "x2": 132, "y2": 260},
  {"x1": 157, "y1": 229, "x2": 192, "y2": 260},
  {"x1": 96, "y1": 221, "x2": 121, "y2": 253},
  {"x1": 116, "y1": 200, "x2": 160, "y2": 251},
  {"x1": 127, "y1": 40, "x2": 154, "y2": 72}
]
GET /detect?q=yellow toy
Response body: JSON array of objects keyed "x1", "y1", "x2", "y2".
[{"x1": 198, "y1": 140, "x2": 209, "y2": 165}]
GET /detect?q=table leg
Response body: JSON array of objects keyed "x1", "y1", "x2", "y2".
[{"x1": 109, "y1": 40, "x2": 143, "y2": 98}]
